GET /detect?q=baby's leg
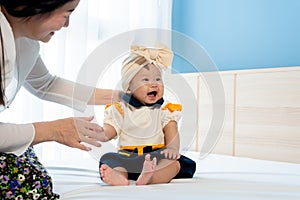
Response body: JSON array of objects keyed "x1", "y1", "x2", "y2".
[
  {"x1": 136, "y1": 154, "x2": 157, "y2": 185},
  {"x1": 149, "y1": 159, "x2": 180, "y2": 184},
  {"x1": 100, "y1": 164, "x2": 130, "y2": 186}
]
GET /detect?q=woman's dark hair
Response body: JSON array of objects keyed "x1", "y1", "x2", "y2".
[
  {"x1": 0, "y1": 0, "x2": 74, "y2": 17},
  {"x1": 0, "y1": 0, "x2": 74, "y2": 106}
]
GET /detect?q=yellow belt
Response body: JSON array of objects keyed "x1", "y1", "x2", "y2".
[{"x1": 119, "y1": 144, "x2": 165, "y2": 156}]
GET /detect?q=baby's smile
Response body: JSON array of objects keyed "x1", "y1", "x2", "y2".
[{"x1": 147, "y1": 91, "x2": 157, "y2": 97}]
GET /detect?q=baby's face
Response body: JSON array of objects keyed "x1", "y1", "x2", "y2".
[{"x1": 128, "y1": 63, "x2": 164, "y2": 105}]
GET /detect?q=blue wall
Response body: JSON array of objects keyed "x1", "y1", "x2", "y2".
[{"x1": 172, "y1": 0, "x2": 300, "y2": 72}]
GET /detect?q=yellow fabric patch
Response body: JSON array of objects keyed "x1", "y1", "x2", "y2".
[
  {"x1": 162, "y1": 103, "x2": 182, "y2": 112},
  {"x1": 118, "y1": 151, "x2": 131, "y2": 157},
  {"x1": 105, "y1": 103, "x2": 112, "y2": 109},
  {"x1": 105, "y1": 102, "x2": 124, "y2": 118},
  {"x1": 119, "y1": 144, "x2": 165, "y2": 156}
]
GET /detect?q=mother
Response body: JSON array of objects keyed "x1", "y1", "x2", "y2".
[{"x1": 0, "y1": 0, "x2": 118, "y2": 199}]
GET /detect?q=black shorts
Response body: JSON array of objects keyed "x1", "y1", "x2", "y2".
[{"x1": 99, "y1": 147, "x2": 196, "y2": 180}]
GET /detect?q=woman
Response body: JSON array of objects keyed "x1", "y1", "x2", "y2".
[{"x1": 0, "y1": 0, "x2": 119, "y2": 199}]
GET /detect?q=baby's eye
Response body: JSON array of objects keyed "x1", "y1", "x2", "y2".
[
  {"x1": 142, "y1": 78, "x2": 149, "y2": 82},
  {"x1": 156, "y1": 78, "x2": 161, "y2": 81}
]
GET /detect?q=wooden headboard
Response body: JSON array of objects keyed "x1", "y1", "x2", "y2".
[{"x1": 178, "y1": 66, "x2": 300, "y2": 164}]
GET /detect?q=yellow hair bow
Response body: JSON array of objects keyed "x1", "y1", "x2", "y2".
[
  {"x1": 130, "y1": 45, "x2": 174, "y2": 68},
  {"x1": 121, "y1": 45, "x2": 174, "y2": 91}
]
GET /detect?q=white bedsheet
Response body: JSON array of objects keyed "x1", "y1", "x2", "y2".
[{"x1": 47, "y1": 151, "x2": 300, "y2": 200}]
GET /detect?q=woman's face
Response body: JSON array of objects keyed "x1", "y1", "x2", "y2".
[{"x1": 22, "y1": 0, "x2": 80, "y2": 42}]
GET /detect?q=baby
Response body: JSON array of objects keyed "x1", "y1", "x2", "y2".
[{"x1": 99, "y1": 45, "x2": 196, "y2": 185}]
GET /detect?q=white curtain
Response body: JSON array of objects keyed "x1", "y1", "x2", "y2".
[{"x1": 0, "y1": 0, "x2": 172, "y2": 168}]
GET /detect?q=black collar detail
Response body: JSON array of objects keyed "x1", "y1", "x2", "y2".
[{"x1": 122, "y1": 93, "x2": 164, "y2": 108}]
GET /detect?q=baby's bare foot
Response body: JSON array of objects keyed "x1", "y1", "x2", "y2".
[
  {"x1": 100, "y1": 164, "x2": 129, "y2": 186},
  {"x1": 136, "y1": 154, "x2": 157, "y2": 185}
]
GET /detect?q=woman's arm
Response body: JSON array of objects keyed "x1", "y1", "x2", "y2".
[
  {"x1": 0, "y1": 115, "x2": 109, "y2": 155},
  {"x1": 1, "y1": 39, "x2": 119, "y2": 155},
  {"x1": 24, "y1": 56, "x2": 121, "y2": 111},
  {"x1": 0, "y1": 123, "x2": 35, "y2": 156},
  {"x1": 88, "y1": 88, "x2": 122, "y2": 105},
  {"x1": 32, "y1": 116, "x2": 108, "y2": 151}
]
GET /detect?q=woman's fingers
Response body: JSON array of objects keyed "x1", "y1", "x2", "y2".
[
  {"x1": 49, "y1": 117, "x2": 108, "y2": 151},
  {"x1": 80, "y1": 137, "x2": 101, "y2": 148},
  {"x1": 76, "y1": 116, "x2": 103, "y2": 131},
  {"x1": 73, "y1": 142, "x2": 91, "y2": 151},
  {"x1": 74, "y1": 117, "x2": 108, "y2": 148},
  {"x1": 82, "y1": 129, "x2": 108, "y2": 142}
]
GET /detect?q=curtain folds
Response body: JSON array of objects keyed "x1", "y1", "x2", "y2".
[{"x1": 0, "y1": 0, "x2": 172, "y2": 167}]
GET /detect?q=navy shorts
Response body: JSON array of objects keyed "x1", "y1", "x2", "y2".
[{"x1": 99, "y1": 147, "x2": 196, "y2": 180}]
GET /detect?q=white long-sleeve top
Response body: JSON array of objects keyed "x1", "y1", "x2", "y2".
[{"x1": 0, "y1": 11, "x2": 94, "y2": 155}]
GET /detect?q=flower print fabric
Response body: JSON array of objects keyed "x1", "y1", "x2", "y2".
[{"x1": 0, "y1": 147, "x2": 59, "y2": 199}]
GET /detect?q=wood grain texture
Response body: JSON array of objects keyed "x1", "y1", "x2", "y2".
[
  {"x1": 197, "y1": 74, "x2": 235, "y2": 155},
  {"x1": 235, "y1": 70, "x2": 300, "y2": 163},
  {"x1": 182, "y1": 66, "x2": 300, "y2": 163}
]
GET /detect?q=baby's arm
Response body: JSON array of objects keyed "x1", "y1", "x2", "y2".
[
  {"x1": 161, "y1": 121, "x2": 180, "y2": 160},
  {"x1": 102, "y1": 123, "x2": 118, "y2": 142}
]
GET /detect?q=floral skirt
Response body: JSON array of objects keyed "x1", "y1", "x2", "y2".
[{"x1": 0, "y1": 147, "x2": 60, "y2": 199}]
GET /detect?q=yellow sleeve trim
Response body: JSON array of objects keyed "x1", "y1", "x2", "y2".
[
  {"x1": 105, "y1": 103, "x2": 112, "y2": 109},
  {"x1": 105, "y1": 102, "x2": 124, "y2": 118},
  {"x1": 162, "y1": 103, "x2": 182, "y2": 112}
]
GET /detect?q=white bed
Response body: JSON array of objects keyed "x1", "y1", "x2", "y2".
[
  {"x1": 42, "y1": 66, "x2": 300, "y2": 199},
  {"x1": 47, "y1": 151, "x2": 300, "y2": 200}
]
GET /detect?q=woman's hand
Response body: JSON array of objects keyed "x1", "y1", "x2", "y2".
[{"x1": 33, "y1": 116, "x2": 108, "y2": 151}]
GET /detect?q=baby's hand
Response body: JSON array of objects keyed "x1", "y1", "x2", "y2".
[{"x1": 160, "y1": 148, "x2": 180, "y2": 160}]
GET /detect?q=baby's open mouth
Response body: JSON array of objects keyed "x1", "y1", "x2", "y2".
[{"x1": 147, "y1": 91, "x2": 157, "y2": 96}]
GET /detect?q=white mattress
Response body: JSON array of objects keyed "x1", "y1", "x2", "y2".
[{"x1": 47, "y1": 151, "x2": 300, "y2": 200}]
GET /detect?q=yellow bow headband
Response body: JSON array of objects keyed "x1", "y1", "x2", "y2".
[{"x1": 121, "y1": 45, "x2": 174, "y2": 91}]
